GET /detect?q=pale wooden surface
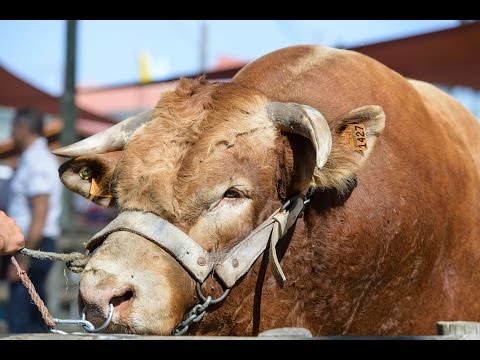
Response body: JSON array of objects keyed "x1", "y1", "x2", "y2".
[
  {"x1": 437, "y1": 321, "x2": 480, "y2": 335},
  {"x1": 2, "y1": 333, "x2": 480, "y2": 340}
]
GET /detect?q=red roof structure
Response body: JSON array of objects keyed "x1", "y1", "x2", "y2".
[
  {"x1": 76, "y1": 22, "x2": 480, "y2": 122},
  {"x1": 0, "y1": 65, "x2": 116, "y2": 161},
  {"x1": 174, "y1": 22, "x2": 480, "y2": 90},
  {"x1": 0, "y1": 64, "x2": 115, "y2": 135},
  {"x1": 351, "y1": 21, "x2": 480, "y2": 90}
]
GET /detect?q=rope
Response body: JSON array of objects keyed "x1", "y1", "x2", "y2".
[
  {"x1": 9, "y1": 248, "x2": 89, "y2": 330},
  {"x1": 19, "y1": 248, "x2": 88, "y2": 273},
  {"x1": 10, "y1": 256, "x2": 56, "y2": 328}
]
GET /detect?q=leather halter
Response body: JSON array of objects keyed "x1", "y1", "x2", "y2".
[{"x1": 86, "y1": 193, "x2": 308, "y2": 289}]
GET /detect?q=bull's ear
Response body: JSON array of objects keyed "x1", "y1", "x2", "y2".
[
  {"x1": 58, "y1": 151, "x2": 123, "y2": 207},
  {"x1": 313, "y1": 105, "x2": 385, "y2": 193}
]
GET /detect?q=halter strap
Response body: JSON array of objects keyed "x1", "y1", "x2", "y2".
[{"x1": 87, "y1": 193, "x2": 307, "y2": 289}]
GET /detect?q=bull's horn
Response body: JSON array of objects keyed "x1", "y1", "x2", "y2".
[
  {"x1": 267, "y1": 102, "x2": 332, "y2": 169},
  {"x1": 52, "y1": 110, "x2": 153, "y2": 158}
]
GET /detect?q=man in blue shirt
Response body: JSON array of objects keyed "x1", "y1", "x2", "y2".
[{"x1": 6, "y1": 108, "x2": 63, "y2": 333}]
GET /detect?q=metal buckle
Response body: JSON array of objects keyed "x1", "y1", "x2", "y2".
[{"x1": 281, "y1": 193, "x2": 308, "y2": 212}]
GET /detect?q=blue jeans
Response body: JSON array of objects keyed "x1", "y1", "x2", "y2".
[{"x1": 7, "y1": 236, "x2": 55, "y2": 333}]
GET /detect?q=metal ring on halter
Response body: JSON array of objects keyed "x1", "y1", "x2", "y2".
[
  {"x1": 281, "y1": 193, "x2": 307, "y2": 212},
  {"x1": 196, "y1": 282, "x2": 231, "y2": 305}
]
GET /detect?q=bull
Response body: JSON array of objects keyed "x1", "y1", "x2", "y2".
[{"x1": 54, "y1": 45, "x2": 480, "y2": 336}]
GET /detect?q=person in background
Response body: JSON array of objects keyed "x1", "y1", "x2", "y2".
[
  {"x1": 5, "y1": 108, "x2": 63, "y2": 333},
  {"x1": 0, "y1": 211, "x2": 24, "y2": 255}
]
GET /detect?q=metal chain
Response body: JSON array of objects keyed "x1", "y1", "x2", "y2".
[
  {"x1": 195, "y1": 282, "x2": 231, "y2": 305},
  {"x1": 172, "y1": 296, "x2": 212, "y2": 336}
]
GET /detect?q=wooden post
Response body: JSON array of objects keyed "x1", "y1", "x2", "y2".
[
  {"x1": 60, "y1": 20, "x2": 78, "y2": 230},
  {"x1": 200, "y1": 22, "x2": 207, "y2": 73}
]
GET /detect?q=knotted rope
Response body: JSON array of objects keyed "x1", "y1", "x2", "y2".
[
  {"x1": 10, "y1": 256, "x2": 56, "y2": 328},
  {"x1": 19, "y1": 247, "x2": 88, "y2": 273},
  {"x1": 9, "y1": 248, "x2": 89, "y2": 331}
]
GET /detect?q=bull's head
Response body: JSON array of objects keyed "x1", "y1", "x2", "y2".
[{"x1": 55, "y1": 78, "x2": 385, "y2": 335}]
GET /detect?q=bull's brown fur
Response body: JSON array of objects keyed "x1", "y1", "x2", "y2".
[{"x1": 60, "y1": 45, "x2": 480, "y2": 335}]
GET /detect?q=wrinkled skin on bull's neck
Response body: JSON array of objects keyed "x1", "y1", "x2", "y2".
[{"x1": 58, "y1": 45, "x2": 480, "y2": 336}]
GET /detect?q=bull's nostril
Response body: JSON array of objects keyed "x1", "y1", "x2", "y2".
[
  {"x1": 110, "y1": 289, "x2": 134, "y2": 309},
  {"x1": 80, "y1": 282, "x2": 135, "y2": 325}
]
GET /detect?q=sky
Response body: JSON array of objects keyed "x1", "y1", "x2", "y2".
[{"x1": 0, "y1": 20, "x2": 461, "y2": 96}]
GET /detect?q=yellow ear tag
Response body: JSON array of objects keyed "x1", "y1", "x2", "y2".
[
  {"x1": 89, "y1": 178, "x2": 112, "y2": 198},
  {"x1": 345, "y1": 123, "x2": 368, "y2": 151}
]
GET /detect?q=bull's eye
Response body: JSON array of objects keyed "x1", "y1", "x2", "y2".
[
  {"x1": 79, "y1": 166, "x2": 93, "y2": 180},
  {"x1": 208, "y1": 186, "x2": 249, "y2": 211},
  {"x1": 223, "y1": 188, "x2": 242, "y2": 199}
]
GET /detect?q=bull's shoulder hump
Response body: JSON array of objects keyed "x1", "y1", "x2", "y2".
[
  {"x1": 408, "y1": 78, "x2": 480, "y2": 155},
  {"x1": 408, "y1": 78, "x2": 477, "y2": 121},
  {"x1": 233, "y1": 45, "x2": 342, "y2": 82}
]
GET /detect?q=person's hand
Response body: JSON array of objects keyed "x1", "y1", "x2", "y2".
[{"x1": 0, "y1": 210, "x2": 25, "y2": 255}]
